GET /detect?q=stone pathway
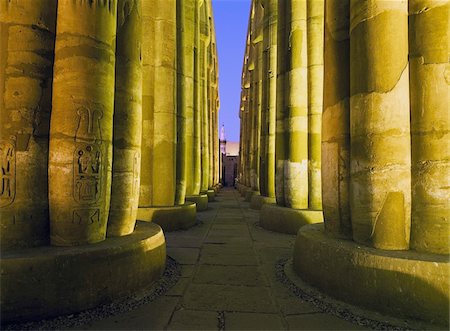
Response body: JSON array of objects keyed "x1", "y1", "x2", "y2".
[{"x1": 82, "y1": 188, "x2": 365, "y2": 330}]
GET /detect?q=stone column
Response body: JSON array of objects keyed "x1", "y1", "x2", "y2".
[
  {"x1": 0, "y1": 0, "x2": 57, "y2": 249},
  {"x1": 350, "y1": 0, "x2": 411, "y2": 250},
  {"x1": 140, "y1": 0, "x2": 177, "y2": 208},
  {"x1": 207, "y1": 39, "x2": 214, "y2": 189},
  {"x1": 250, "y1": 55, "x2": 260, "y2": 191},
  {"x1": 286, "y1": 0, "x2": 309, "y2": 209},
  {"x1": 253, "y1": 1, "x2": 264, "y2": 194},
  {"x1": 275, "y1": 0, "x2": 287, "y2": 206},
  {"x1": 193, "y1": 0, "x2": 202, "y2": 195},
  {"x1": 49, "y1": 0, "x2": 117, "y2": 246},
  {"x1": 238, "y1": 105, "x2": 244, "y2": 184},
  {"x1": 275, "y1": 0, "x2": 309, "y2": 209},
  {"x1": 107, "y1": 0, "x2": 142, "y2": 237},
  {"x1": 262, "y1": 0, "x2": 277, "y2": 198},
  {"x1": 246, "y1": 98, "x2": 253, "y2": 188},
  {"x1": 211, "y1": 29, "x2": 220, "y2": 188},
  {"x1": 184, "y1": 0, "x2": 208, "y2": 210},
  {"x1": 200, "y1": 0, "x2": 210, "y2": 193},
  {"x1": 249, "y1": 2, "x2": 263, "y2": 194},
  {"x1": 181, "y1": 0, "x2": 196, "y2": 198},
  {"x1": 307, "y1": 0, "x2": 323, "y2": 210},
  {"x1": 321, "y1": 0, "x2": 352, "y2": 239},
  {"x1": 409, "y1": 0, "x2": 449, "y2": 254}
]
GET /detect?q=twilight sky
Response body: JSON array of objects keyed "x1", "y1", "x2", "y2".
[{"x1": 212, "y1": 0, "x2": 251, "y2": 142}]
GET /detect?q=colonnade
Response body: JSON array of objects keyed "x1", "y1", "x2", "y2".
[
  {"x1": 1, "y1": 0, "x2": 219, "y2": 321},
  {"x1": 239, "y1": 0, "x2": 449, "y2": 251},
  {"x1": 239, "y1": 0, "x2": 449, "y2": 326},
  {"x1": 238, "y1": 0, "x2": 324, "y2": 233},
  {"x1": 320, "y1": 0, "x2": 449, "y2": 254},
  {"x1": 1, "y1": 0, "x2": 220, "y2": 249}
]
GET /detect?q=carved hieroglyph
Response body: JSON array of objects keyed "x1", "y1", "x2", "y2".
[{"x1": 49, "y1": 0, "x2": 117, "y2": 246}]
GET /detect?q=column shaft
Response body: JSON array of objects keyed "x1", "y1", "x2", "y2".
[
  {"x1": 275, "y1": 0, "x2": 287, "y2": 205},
  {"x1": 350, "y1": 0, "x2": 411, "y2": 249},
  {"x1": 262, "y1": 0, "x2": 277, "y2": 198},
  {"x1": 108, "y1": 0, "x2": 142, "y2": 237},
  {"x1": 183, "y1": 0, "x2": 196, "y2": 196},
  {"x1": 193, "y1": 0, "x2": 202, "y2": 194},
  {"x1": 254, "y1": 2, "x2": 264, "y2": 192},
  {"x1": 140, "y1": 0, "x2": 177, "y2": 207},
  {"x1": 200, "y1": 0, "x2": 210, "y2": 192},
  {"x1": 0, "y1": 0, "x2": 57, "y2": 249},
  {"x1": 286, "y1": 0, "x2": 309, "y2": 209},
  {"x1": 322, "y1": 0, "x2": 352, "y2": 239},
  {"x1": 307, "y1": 0, "x2": 324, "y2": 210},
  {"x1": 49, "y1": 0, "x2": 117, "y2": 246},
  {"x1": 409, "y1": 0, "x2": 449, "y2": 254}
]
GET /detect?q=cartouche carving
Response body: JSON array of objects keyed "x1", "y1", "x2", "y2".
[{"x1": 0, "y1": 142, "x2": 15, "y2": 207}]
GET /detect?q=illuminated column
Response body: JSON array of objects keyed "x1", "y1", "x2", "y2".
[
  {"x1": 238, "y1": 105, "x2": 244, "y2": 184},
  {"x1": 321, "y1": 0, "x2": 352, "y2": 238},
  {"x1": 0, "y1": 0, "x2": 57, "y2": 249},
  {"x1": 250, "y1": 63, "x2": 259, "y2": 191},
  {"x1": 409, "y1": 0, "x2": 449, "y2": 254},
  {"x1": 211, "y1": 17, "x2": 220, "y2": 188},
  {"x1": 350, "y1": 0, "x2": 411, "y2": 249},
  {"x1": 107, "y1": 0, "x2": 142, "y2": 237},
  {"x1": 181, "y1": 0, "x2": 196, "y2": 198},
  {"x1": 261, "y1": 0, "x2": 277, "y2": 198},
  {"x1": 193, "y1": 0, "x2": 202, "y2": 194},
  {"x1": 280, "y1": 0, "x2": 309, "y2": 209},
  {"x1": 200, "y1": 0, "x2": 210, "y2": 192},
  {"x1": 252, "y1": 4, "x2": 263, "y2": 193},
  {"x1": 49, "y1": 0, "x2": 117, "y2": 246},
  {"x1": 275, "y1": 0, "x2": 287, "y2": 205},
  {"x1": 140, "y1": 0, "x2": 177, "y2": 208},
  {"x1": 207, "y1": 25, "x2": 214, "y2": 189},
  {"x1": 246, "y1": 7, "x2": 256, "y2": 190},
  {"x1": 307, "y1": 0, "x2": 324, "y2": 210}
]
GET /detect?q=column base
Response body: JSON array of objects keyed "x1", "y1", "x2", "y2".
[
  {"x1": 137, "y1": 202, "x2": 197, "y2": 231},
  {"x1": 0, "y1": 222, "x2": 166, "y2": 324},
  {"x1": 236, "y1": 182, "x2": 246, "y2": 194},
  {"x1": 212, "y1": 183, "x2": 222, "y2": 193},
  {"x1": 239, "y1": 185, "x2": 252, "y2": 197},
  {"x1": 244, "y1": 189, "x2": 257, "y2": 202},
  {"x1": 260, "y1": 203, "x2": 323, "y2": 235},
  {"x1": 250, "y1": 193, "x2": 276, "y2": 210},
  {"x1": 293, "y1": 223, "x2": 449, "y2": 328},
  {"x1": 201, "y1": 189, "x2": 216, "y2": 202},
  {"x1": 185, "y1": 194, "x2": 208, "y2": 211}
]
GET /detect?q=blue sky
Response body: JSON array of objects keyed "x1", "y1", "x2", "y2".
[{"x1": 212, "y1": 0, "x2": 251, "y2": 142}]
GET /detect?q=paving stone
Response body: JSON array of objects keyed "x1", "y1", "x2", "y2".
[
  {"x1": 82, "y1": 296, "x2": 179, "y2": 330},
  {"x1": 193, "y1": 265, "x2": 268, "y2": 286},
  {"x1": 166, "y1": 235, "x2": 207, "y2": 248},
  {"x1": 167, "y1": 309, "x2": 218, "y2": 330},
  {"x1": 225, "y1": 312, "x2": 285, "y2": 330},
  {"x1": 204, "y1": 235, "x2": 253, "y2": 247},
  {"x1": 166, "y1": 277, "x2": 191, "y2": 296},
  {"x1": 211, "y1": 224, "x2": 248, "y2": 231},
  {"x1": 274, "y1": 290, "x2": 322, "y2": 316},
  {"x1": 167, "y1": 247, "x2": 200, "y2": 265},
  {"x1": 208, "y1": 228, "x2": 249, "y2": 236},
  {"x1": 180, "y1": 264, "x2": 196, "y2": 277},
  {"x1": 182, "y1": 284, "x2": 278, "y2": 313},
  {"x1": 286, "y1": 313, "x2": 367, "y2": 330},
  {"x1": 53, "y1": 189, "x2": 392, "y2": 331},
  {"x1": 254, "y1": 247, "x2": 293, "y2": 264},
  {"x1": 199, "y1": 245, "x2": 258, "y2": 265}
]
